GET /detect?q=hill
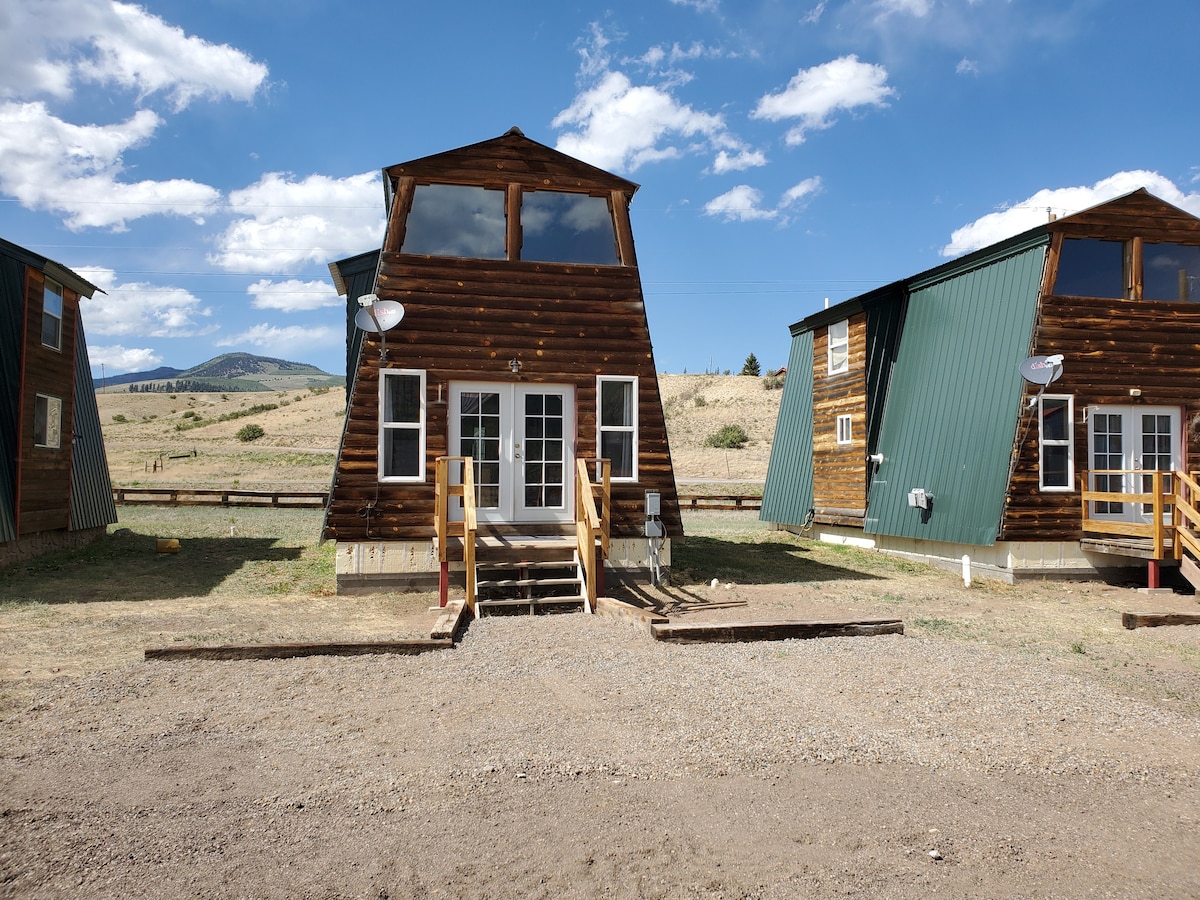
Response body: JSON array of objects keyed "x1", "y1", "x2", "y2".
[
  {"x1": 96, "y1": 374, "x2": 783, "y2": 491},
  {"x1": 101, "y1": 353, "x2": 344, "y2": 393}
]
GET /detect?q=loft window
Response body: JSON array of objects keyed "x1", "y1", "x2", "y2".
[
  {"x1": 827, "y1": 319, "x2": 849, "y2": 375},
  {"x1": 1143, "y1": 242, "x2": 1200, "y2": 302},
  {"x1": 836, "y1": 414, "x2": 852, "y2": 445},
  {"x1": 521, "y1": 191, "x2": 620, "y2": 265},
  {"x1": 42, "y1": 278, "x2": 63, "y2": 350},
  {"x1": 34, "y1": 394, "x2": 62, "y2": 449},
  {"x1": 380, "y1": 369, "x2": 426, "y2": 481},
  {"x1": 597, "y1": 376, "x2": 638, "y2": 481},
  {"x1": 1038, "y1": 395, "x2": 1074, "y2": 491},
  {"x1": 401, "y1": 184, "x2": 506, "y2": 259},
  {"x1": 1054, "y1": 238, "x2": 1126, "y2": 298}
]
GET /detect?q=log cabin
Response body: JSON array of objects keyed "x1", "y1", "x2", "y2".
[
  {"x1": 1, "y1": 237, "x2": 116, "y2": 567},
  {"x1": 762, "y1": 190, "x2": 1200, "y2": 584},
  {"x1": 322, "y1": 128, "x2": 681, "y2": 608}
]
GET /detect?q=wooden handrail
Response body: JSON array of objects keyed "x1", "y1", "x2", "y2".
[
  {"x1": 574, "y1": 458, "x2": 610, "y2": 613},
  {"x1": 1080, "y1": 469, "x2": 1173, "y2": 558},
  {"x1": 1173, "y1": 470, "x2": 1200, "y2": 563},
  {"x1": 435, "y1": 456, "x2": 478, "y2": 614}
]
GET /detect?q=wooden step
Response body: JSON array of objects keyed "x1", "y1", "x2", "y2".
[{"x1": 477, "y1": 576, "x2": 582, "y2": 589}]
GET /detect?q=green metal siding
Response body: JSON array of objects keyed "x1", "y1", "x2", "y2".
[
  {"x1": 0, "y1": 253, "x2": 23, "y2": 543},
  {"x1": 70, "y1": 325, "x2": 118, "y2": 532},
  {"x1": 862, "y1": 288, "x2": 906, "y2": 455},
  {"x1": 760, "y1": 331, "x2": 814, "y2": 526},
  {"x1": 864, "y1": 241, "x2": 1048, "y2": 545}
]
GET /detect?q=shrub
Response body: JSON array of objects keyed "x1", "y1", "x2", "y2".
[
  {"x1": 111, "y1": 414, "x2": 127, "y2": 423},
  {"x1": 694, "y1": 395, "x2": 707, "y2": 407},
  {"x1": 762, "y1": 374, "x2": 786, "y2": 391},
  {"x1": 236, "y1": 423, "x2": 265, "y2": 442},
  {"x1": 703, "y1": 424, "x2": 749, "y2": 449}
]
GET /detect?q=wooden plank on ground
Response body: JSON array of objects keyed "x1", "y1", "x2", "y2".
[
  {"x1": 651, "y1": 618, "x2": 903, "y2": 644},
  {"x1": 1121, "y1": 612, "x2": 1200, "y2": 630},
  {"x1": 145, "y1": 640, "x2": 454, "y2": 661}
]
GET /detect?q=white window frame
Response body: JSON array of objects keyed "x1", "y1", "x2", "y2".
[
  {"x1": 596, "y1": 375, "x2": 638, "y2": 482},
  {"x1": 42, "y1": 278, "x2": 63, "y2": 351},
  {"x1": 34, "y1": 393, "x2": 62, "y2": 449},
  {"x1": 378, "y1": 369, "x2": 426, "y2": 482},
  {"x1": 1038, "y1": 394, "x2": 1074, "y2": 492},
  {"x1": 836, "y1": 414, "x2": 853, "y2": 445},
  {"x1": 827, "y1": 318, "x2": 849, "y2": 375}
]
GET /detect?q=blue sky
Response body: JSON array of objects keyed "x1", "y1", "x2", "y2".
[{"x1": 2, "y1": 0, "x2": 1198, "y2": 378}]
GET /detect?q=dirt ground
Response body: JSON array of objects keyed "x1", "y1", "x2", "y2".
[{"x1": 3, "y1": 519, "x2": 1200, "y2": 897}]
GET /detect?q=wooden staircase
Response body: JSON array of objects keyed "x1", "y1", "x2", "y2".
[{"x1": 473, "y1": 533, "x2": 587, "y2": 615}]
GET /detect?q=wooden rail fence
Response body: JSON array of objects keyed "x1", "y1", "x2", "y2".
[
  {"x1": 113, "y1": 487, "x2": 328, "y2": 509},
  {"x1": 679, "y1": 494, "x2": 762, "y2": 511}
]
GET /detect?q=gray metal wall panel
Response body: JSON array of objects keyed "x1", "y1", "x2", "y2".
[
  {"x1": 760, "y1": 331, "x2": 815, "y2": 526},
  {"x1": 70, "y1": 325, "x2": 118, "y2": 531},
  {"x1": 864, "y1": 243, "x2": 1047, "y2": 545},
  {"x1": 0, "y1": 254, "x2": 23, "y2": 542}
]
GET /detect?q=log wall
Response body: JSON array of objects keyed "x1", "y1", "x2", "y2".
[{"x1": 810, "y1": 313, "x2": 868, "y2": 523}]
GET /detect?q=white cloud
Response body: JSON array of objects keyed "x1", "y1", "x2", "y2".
[
  {"x1": 752, "y1": 55, "x2": 896, "y2": 146},
  {"x1": 248, "y1": 279, "x2": 343, "y2": 312},
  {"x1": 88, "y1": 344, "x2": 163, "y2": 374},
  {"x1": 669, "y1": 0, "x2": 720, "y2": 12},
  {"x1": 0, "y1": 101, "x2": 221, "y2": 230},
  {"x1": 712, "y1": 149, "x2": 768, "y2": 174},
  {"x1": 215, "y1": 323, "x2": 342, "y2": 357},
  {"x1": 872, "y1": 0, "x2": 934, "y2": 19},
  {"x1": 211, "y1": 171, "x2": 385, "y2": 272},
  {"x1": 704, "y1": 185, "x2": 777, "y2": 222},
  {"x1": 956, "y1": 58, "x2": 980, "y2": 76},
  {"x1": 77, "y1": 267, "x2": 215, "y2": 337},
  {"x1": 780, "y1": 177, "x2": 823, "y2": 208},
  {"x1": 802, "y1": 2, "x2": 828, "y2": 25},
  {"x1": 0, "y1": 0, "x2": 267, "y2": 109},
  {"x1": 942, "y1": 171, "x2": 1200, "y2": 256}
]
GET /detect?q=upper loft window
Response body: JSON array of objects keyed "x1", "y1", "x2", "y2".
[
  {"x1": 1144, "y1": 242, "x2": 1200, "y2": 302},
  {"x1": 827, "y1": 319, "x2": 849, "y2": 375},
  {"x1": 401, "y1": 184, "x2": 506, "y2": 259},
  {"x1": 42, "y1": 278, "x2": 64, "y2": 350},
  {"x1": 1053, "y1": 238, "x2": 1125, "y2": 298},
  {"x1": 521, "y1": 191, "x2": 619, "y2": 265}
]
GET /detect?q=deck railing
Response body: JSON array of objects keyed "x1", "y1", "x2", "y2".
[
  {"x1": 575, "y1": 457, "x2": 611, "y2": 613},
  {"x1": 1079, "y1": 469, "x2": 1172, "y2": 558},
  {"x1": 1172, "y1": 470, "x2": 1200, "y2": 586},
  {"x1": 435, "y1": 456, "x2": 477, "y2": 613}
]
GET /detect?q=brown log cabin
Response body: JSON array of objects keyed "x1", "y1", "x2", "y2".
[
  {"x1": 762, "y1": 190, "x2": 1200, "y2": 584},
  {"x1": 322, "y1": 129, "x2": 681, "y2": 600}
]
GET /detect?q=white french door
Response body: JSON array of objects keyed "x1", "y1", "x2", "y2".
[
  {"x1": 1087, "y1": 405, "x2": 1181, "y2": 524},
  {"x1": 449, "y1": 382, "x2": 575, "y2": 524}
]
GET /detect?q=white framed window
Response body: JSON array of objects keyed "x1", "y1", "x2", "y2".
[
  {"x1": 379, "y1": 369, "x2": 426, "y2": 481},
  {"x1": 1038, "y1": 395, "x2": 1074, "y2": 491},
  {"x1": 836, "y1": 414, "x2": 853, "y2": 445},
  {"x1": 597, "y1": 375, "x2": 638, "y2": 481},
  {"x1": 42, "y1": 278, "x2": 63, "y2": 351},
  {"x1": 34, "y1": 394, "x2": 62, "y2": 449},
  {"x1": 827, "y1": 318, "x2": 849, "y2": 375}
]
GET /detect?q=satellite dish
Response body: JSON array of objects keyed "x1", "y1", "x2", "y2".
[
  {"x1": 1019, "y1": 355, "x2": 1064, "y2": 386},
  {"x1": 354, "y1": 299, "x2": 405, "y2": 333}
]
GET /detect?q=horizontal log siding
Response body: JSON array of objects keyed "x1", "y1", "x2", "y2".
[
  {"x1": 324, "y1": 256, "x2": 680, "y2": 542},
  {"x1": 811, "y1": 314, "x2": 868, "y2": 521},
  {"x1": 18, "y1": 269, "x2": 76, "y2": 536},
  {"x1": 1001, "y1": 294, "x2": 1200, "y2": 541}
]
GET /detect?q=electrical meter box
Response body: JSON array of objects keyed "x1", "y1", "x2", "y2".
[{"x1": 644, "y1": 491, "x2": 661, "y2": 517}]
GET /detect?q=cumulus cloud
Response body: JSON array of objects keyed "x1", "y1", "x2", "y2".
[
  {"x1": 712, "y1": 149, "x2": 768, "y2": 174},
  {"x1": 248, "y1": 279, "x2": 343, "y2": 312},
  {"x1": 942, "y1": 172, "x2": 1200, "y2": 256},
  {"x1": 77, "y1": 267, "x2": 215, "y2": 337},
  {"x1": 88, "y1": 344, "x2": 163, "y2": 374},
  {"x1": 752, "y1": 55, "x2": 896, "y2": 146},
  {"x1": 704, "y1": 178, "x2": 822, "y2": 223},
  {"x1": 956, "y1": 58, "x2": 980, "y2": 76},
  {"x1": 211, "y1": 171, "x2": 385, "y2": 272},
  {"x1": 0, "y1": 0, "x2": 267, "y2": 109},
  {"x1": 215, "y1": 323, "x2": 342, "y2": 357}
]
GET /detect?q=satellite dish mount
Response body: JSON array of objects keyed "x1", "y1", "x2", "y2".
[{"x1": 354, "y1": 294, "x2": 405, "y2": 362}]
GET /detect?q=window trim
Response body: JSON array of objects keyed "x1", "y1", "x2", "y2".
[
  {"x1": 1038, "y1": 394, "x2": 1074, "y2": 492},
  {"x1": 42, "y1": 278, "x2": 64, "y2": 351},
  {"x1": 836, "y1": 414, "x2": 853, "y2": 446},
  {"x1": 827, "y1": 318, "x2": 849, "y2": 376},
  {"x1": 596, "y1": 375, "x2": 638, "y2": 482},
  {"x1": 34, "y1": 393, "x2": 63, "y2": 449},
  {"x1": 378, "y1": 369, "x2": 426, "y2": 482}
]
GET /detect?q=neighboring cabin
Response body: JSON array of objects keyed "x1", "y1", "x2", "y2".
[
  {"x1": 323, "y1": 128, "x2": 681, "y2": 594},
  {"x1": 1, "y1": 237, "x2": 116, "y2": 567},
  {"x1": 762, "y1": 190, "x2": 1200, "y2": 582}
]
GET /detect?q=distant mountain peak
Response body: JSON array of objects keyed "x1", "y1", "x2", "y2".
[{"x1": 96, "y1": 353, "x2": 343, "y2": 393}]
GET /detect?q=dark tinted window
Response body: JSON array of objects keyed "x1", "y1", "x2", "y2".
[
  {"x1": 1143, "y1": 242, "x2": 1200, "y2": 302},
  {"x1": 1054, "y1": 238, "x2": 1125, "y2": 298},
  {"x1": 401, "y1": 184, "x2": 505, "y2": 259},
  {"x1": 521, "y1": 191, "x2": 620, "y2": 265}
]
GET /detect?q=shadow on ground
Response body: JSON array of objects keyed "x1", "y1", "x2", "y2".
[
  {"x1": 670, "y1": 535, "x2": 887, "y2": 586},
  {"x1": 0, "y1": 531, "x2": 302, "y2": 604}
]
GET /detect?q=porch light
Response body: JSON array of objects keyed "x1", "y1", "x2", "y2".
[{"x1": 509, "y1": 358, "x2": 522, "y2": 374}]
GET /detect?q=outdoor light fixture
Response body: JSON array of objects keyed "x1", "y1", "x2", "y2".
[{"x1": 509, "y1": 358, "x2": 522, "y2": 374}]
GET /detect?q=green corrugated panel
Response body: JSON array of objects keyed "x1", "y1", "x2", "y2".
[
  {"x1": 864, "y1": 241, "x2": 1047, "y2": 545},
  {"x1": 760, "y1": 331, "x2": 814, "y2": 526},
  {"x1": 70, "y1": 325, "x2": 118, "y2": 531},
  {"x1": 0, "y1": 253, "x2": 23, "y2": 543}
]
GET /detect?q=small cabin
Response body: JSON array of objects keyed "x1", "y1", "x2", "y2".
[
  {"x1": 1, "y1": 237, "x2": 116, "y2": 567},
  {"x1": 323, "y1": 129, "x2": 681, "y2": 607},
  {"x1": 762, "y1": 190, "x2": 1200, "y2": 584}
]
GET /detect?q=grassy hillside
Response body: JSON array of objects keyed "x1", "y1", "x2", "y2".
[{"x1": 97, "y1": 375, "x2": 783, "y2": 490}]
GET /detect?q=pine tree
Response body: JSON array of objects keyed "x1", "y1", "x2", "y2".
[{"x1": 740, "y1": 353, "x2": 761, "y2": 377}]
